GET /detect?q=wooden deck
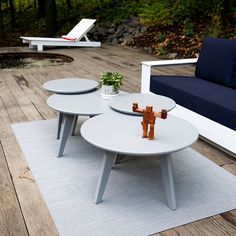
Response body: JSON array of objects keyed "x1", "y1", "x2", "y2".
[{"x1": 0, "y1": 44, "x2": 235, "y2": 236}]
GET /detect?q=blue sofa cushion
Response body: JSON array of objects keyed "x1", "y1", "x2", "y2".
[
  {"x1": 150, "y1": 75, "x2": 236, "y2": 131},
  {"x1": 195, "y1": 37, "x2": 236, "y2": 87},
  {"x1": 231, "y1": 70, "x2": 236, "y2": 88}
]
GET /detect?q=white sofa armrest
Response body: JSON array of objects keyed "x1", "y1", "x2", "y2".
[{"x1": 141, "y1": 58, "x2": 198, "y2": 93}]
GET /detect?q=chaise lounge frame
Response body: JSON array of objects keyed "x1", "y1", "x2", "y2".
[{"x1": 21, "y1": 19, "x2": 101, "y2": 51}]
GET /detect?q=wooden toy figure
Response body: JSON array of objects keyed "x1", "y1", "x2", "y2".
[{"x1": 132, "y1": 103, "x2": 167, "y2": 140}]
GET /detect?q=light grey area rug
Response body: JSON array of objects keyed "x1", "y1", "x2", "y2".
[{"x1": 12, "y1": 119, "x2": 236, "y2": 236}]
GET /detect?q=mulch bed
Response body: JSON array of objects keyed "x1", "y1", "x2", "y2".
[{"x1": 128, "y1": 21, "x2": 236, "y2": 58}]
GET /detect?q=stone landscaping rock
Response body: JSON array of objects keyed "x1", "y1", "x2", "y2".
[
  {"x1": 89, "y1": 17, "x2": 147, "y2": 49},
  {"x1": 167, "y1": 53, "x2": 178, "y2": 59}
]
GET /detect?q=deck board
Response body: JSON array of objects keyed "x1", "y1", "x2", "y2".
[
  {"x1": 3, "y1": 73, "x2": 42, "y2": 121},
  {"x1": 0, "y1": 44, "x2": 235, "y2": 235},
  {"x1": 0, "y1": 137, "x2": 28, "y2": 236},
  {"x1": 0, "y1": 73, "x2": 27, "y2": 123}
]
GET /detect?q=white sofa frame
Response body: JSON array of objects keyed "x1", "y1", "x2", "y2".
[{"x1": 141, "y1": 59, "x2": 236, "y2": 157}]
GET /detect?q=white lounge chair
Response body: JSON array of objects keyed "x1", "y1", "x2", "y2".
[{"x1": 21, "y1": 19, "x2": 101, "y2": 51}]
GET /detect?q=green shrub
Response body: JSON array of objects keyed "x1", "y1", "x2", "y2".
[
  {"x1": 183, "y1": 18, "x2": 195, "y2": 37},
  {"x1": 139, "y1": 1, "x2": 173, "y2": 26},
  {"x1": 156, "y1": 32, "x2": 166, "y2": 42},
  {"x1": 205, "y1": 1, "x2": 223, "y2": 37},
  {"x1": 97, "y1": 0, "x2": 142, "y2": 25},
  {"x1": 155, "y1": 45, "x2": 167, "y2": 56},
  {"x1": 205, "y1": 17, "x2": 222, "y2": 37}
]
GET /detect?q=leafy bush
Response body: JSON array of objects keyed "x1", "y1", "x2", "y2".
[
  {"x1": 1, "y1": 0, "x2": 235, "y2": 46},
  {"x1": 205, "y1": 1, "x2": 223, "y2": 37},
  {"x1": 155, "y1": 32, "x2": 166, "y2": 42},
  {"x1": 139, "y1": 1, "x2": 173, "y2": 26},
  {"x1": 95, "y1": 0, "x2": 142, "y2": 25},
  {"x1": 183, "y1": 18, "x2": 195, "y2": 36}
]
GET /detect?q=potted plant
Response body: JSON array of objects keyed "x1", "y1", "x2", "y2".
[{"x1": 99, "y1": 71, "x2": 123, "y2": 98}]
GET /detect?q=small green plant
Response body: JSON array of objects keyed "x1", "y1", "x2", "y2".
[
  {"x1": 99, "y1": 72, "x2": 123, "y2": 91},
  {"x1": 139, "y1": 1, "x2": 173, "y2": 26},
  {"x1": 156, "y1": 32, "x2": 166, "y2": 42},
  {"x1": 156, "y1": 45, "x2": 167, "y2": 56},
  {"x1": 205, "y1": 14, "x2": 222, "y2": 37},
  {"x1": 183, "y1": 18, "x2": 195, "y2": 37},
  {"x1": 205, "y1": 1, "x2": 223, "y2": 37}
]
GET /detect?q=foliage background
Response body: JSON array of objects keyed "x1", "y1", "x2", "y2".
[{"x1": 0, "y1": 0, "x2": 235, "y2": 56}]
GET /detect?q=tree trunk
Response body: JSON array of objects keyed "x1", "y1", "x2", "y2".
[
  {"x1": 9, "y1": 0, "x2": 16, "y2": 28},
  {"x1": 34, "y1": 0, "x2": 37, "y2": 9},
  {"x1": 65, "y1": 0, "x2": 73, "y2": 15},
  {"x1": 45, "y1": 0, "x2": 57, "y2": 36},
  {"x1": 38, "y1": 0, "x2": 45, "y2": 17},
  {"x1": 66, "y1": 0, "x2": 72, "y2": 10},
  {"x1": 0, "y1": 0, "x2": 6, "y2": 39}
]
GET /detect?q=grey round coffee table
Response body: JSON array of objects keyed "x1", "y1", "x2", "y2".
[
  {"x1": 47, "y1": 89, "x2": 127, "y2": 157},
  {"x1": 109, "y1": 93, "x2": 176, "y2": 115},
  {"x1": 43, "y1": 78, "x2": 98, "y2": 94},
  {"x1": 43, "y1": 78, "x2": 98, "y2": 139},
  {"x1": 81, "y1": 112, "x2": 198, "y2": 210}
]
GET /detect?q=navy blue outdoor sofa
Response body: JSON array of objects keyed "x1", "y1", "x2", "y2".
[{"x1": 141, "y1": 37, "x2": 236, "y2": 156}]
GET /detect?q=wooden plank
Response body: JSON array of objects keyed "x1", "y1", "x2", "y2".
[
  {"x1": 0, "y1": 96, "x2": 13, "y2": 140},
  {"x1": 1, "y1": 136, "x2": 59, "y2": 236},
  {"x1": 70, "y1": 52, "x2": 142, "y2": 93},
  {"x1": 161, "y1": 225, "x2": 193, "y2": 236},
  {"x1": 0, "y1": 74, "x2": 27, "y2": 123},
  {"x1": 191, "y1": 140, "x2": 235, "y2": 166},
  {"x1": 222, "y1": 163, "x2": 236, "y2": 175},
  {"x1": 221, "y1": 210, "x2": 236, "y2": 227},
  {"x1": 67, "y1": 66, "x2": 97, "y2": 79},
  {"x1": 0, "y1": 142, "x2": 28, "y2": 236},
  {"x1": 22, "y1": 71, "x2": 52, "y2": 101},
  {"x1": 0, "y1": 89, "x2": 58, "y2": 235},
  {"x1": 3, "y1": 73, "x2": 42, "y2": 121},
  {"x1": 159, "y1": 229, "x2": 178, "y2": 236},
  {"x1": 158, "y1": 214, "x2": 236, "y2": 236},
  {"x1": 184, "y1": 215, "x2": 236, "y2": 236},
  {"x1": 11, "y1": 73, "x2": 55, "y2": 120},
  {"x1": 0, "y1": 99, "x2": 59, "y2": 236}
]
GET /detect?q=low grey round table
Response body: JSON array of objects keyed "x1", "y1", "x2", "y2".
[
  {"x1": 43, "y1": 78, "x2": 98, "y2": 139},
  {"x1": 109, "y1": 93, "x2": 176, "y2": 115},
  {"x1": 81, "y1": 112, "x2": 198, "y2": 210},
  {"x1": 43, "y1": 78, "x2": 98, "y2": 94},
  {"x1": 47, "y1": 89, "x2": 127, "y2": 157}
]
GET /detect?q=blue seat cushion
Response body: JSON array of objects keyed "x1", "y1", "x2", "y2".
[
  {"x1": 195, "y1": 37, "x2": 236, "y2": 87},
  {"x1": 150, "y1": 75, "x2": 236, "y2": 131}
]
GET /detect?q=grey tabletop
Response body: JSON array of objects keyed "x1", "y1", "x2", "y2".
[
  {"x1": 47, "y1": 89, "x2": 127, "y2": 116},
  {"x1": 43, "y1": 78, "x2": 98, "y2": 94},
  {"x1": 109, "y1": 93, "x2": 176, "y2": 115},
  {"x1": 81, "y1": 112, "x2": 198, "y2": 156}
]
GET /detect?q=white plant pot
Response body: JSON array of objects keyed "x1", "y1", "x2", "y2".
[{"x1": 101, "y1": 85, "x2": 119, "y2": 99}]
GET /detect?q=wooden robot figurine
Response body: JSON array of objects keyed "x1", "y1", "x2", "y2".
[{"x1": 132, "y1": 103, "x2": 167, "y2": 140}]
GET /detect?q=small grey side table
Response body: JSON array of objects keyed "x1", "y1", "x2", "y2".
[
  {"x1": 47, "y1": 90, "x2": 126, "y2": 157},
  {"x1": 81, "y1": 112, "x2": 198, "y2": 210},
  {"x1": 109, "y1": 93, "x2": 176, "y2": 164},
  {"x1": 43, "y1": 78, "x2": 98, "y2": 139},
  {"x1": 43, "y1": 78, "x2": 98, "y2": 94},
  {"x1": 109, "y1": 93, "x2": 176, "y2": 115}
]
